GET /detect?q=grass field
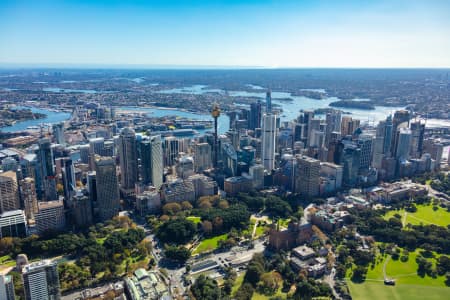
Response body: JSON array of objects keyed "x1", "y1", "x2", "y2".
[
  {"x1": 278, "y1": 218, "x2": 291, "y2": 229},
  {"x1": 347, "y1": 248, "x2": 448, "y2": 300},
  {"x1": 231, "y1": 273, "x2": 245, "y2": 295},
  {"x1": 0, "y1": 255, "x2": 15, "y2": 269},
  {"x1": 384, "y1": 204, "x2": 450, "y2": 227},
  {"x1": 192, "y1": 234, "x2": 227, "y2": 254},
  {"x1": 348, "y1": 281, "x2": 448, "y2": 300}
]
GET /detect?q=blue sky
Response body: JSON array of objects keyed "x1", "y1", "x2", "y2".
[{"x1": 0, "y1": 0, "x2": 449, "y2": 67}]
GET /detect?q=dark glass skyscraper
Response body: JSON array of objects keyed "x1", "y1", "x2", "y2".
[
  {"x1": 248, "y1": 100, "x2": 262, "y2": 130},
  {"x1": 266, "y1": 90, "x2": 272, "y2": 113},
  {"x1": 36, "y1": 138, "x2": 57, "y2": 201},
  {"x1": 118, "y1": 128, "x2": 138, "y2": 190},
  {"x1": 94, "y1": 156, "x2": 120, "y2": 221}
]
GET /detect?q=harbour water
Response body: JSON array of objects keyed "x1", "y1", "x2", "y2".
[
  {"x1": 1, "y1": 106, "x2": 71, "y2": 132},
  {"x1": 2, "y1": 84, "x2": 450, "y2": 134}
]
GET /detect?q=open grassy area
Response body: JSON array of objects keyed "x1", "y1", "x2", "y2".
[
  {"x1": 278, "y1": 218, "x2": 291, "y2": 229},
  {"x1": 187, "y1": 216, "x2": 201, "y2": 224},
  {"x1": 347, "y1": 248, "x2": 448, "y2": 300},
  {"x1": 348, "y1": 281, "x2": 448, "y2": 300},
  {"x1": 231, "y1": 273, "x2": 245, "y2": 295},
  {"x1": 254, "y1": 225, "x2": 266, "y2": 238},
  {"x1": 0, "y1": 255, "x2": 15, "y2": 269},
  {"x1": 192, "y1": 234, "x2": 228, "y2": 255},
  {"x1": 384, "y1": 204, "x2": 450, "y2": 227}
]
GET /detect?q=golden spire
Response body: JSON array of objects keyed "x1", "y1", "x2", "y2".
[{"x1": 211, "y1": 103, "x2": 221, "y2": 118}]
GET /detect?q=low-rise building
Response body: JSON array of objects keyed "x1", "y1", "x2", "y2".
[
  {"x1": 161, "y1": 179, "x2": 195, "y2": 203},
  {"x1": 124, "y1": 268, "x2": 170, "y2": 300},
  {"x1": 310, "y1": 208, "x2": 350, "y2": 232},
  {"x1": 136, "y1": 190, "x2": 161, "y2": 216},
  {"x1": 269, "y1": 222, "x2": 314, "y2": 250}
]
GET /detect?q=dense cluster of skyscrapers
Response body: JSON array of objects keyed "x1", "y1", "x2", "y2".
[
  {"x1": 0, "y1": 91, "x2": 446, "y2": 299},
  {"x1": 0, "y1": 93, "x2": 445, "y2": 240}
]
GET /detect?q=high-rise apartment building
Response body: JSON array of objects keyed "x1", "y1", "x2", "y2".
[
  {"x1": 89, "y1": 138, "x2": 105, "y2": 156},
  {"x1": 94, "y1": 156, "x2": 120, "y2": 221},
  {"x1": 0, "y1": 171, "x2": 20, "y2": 213},
  {"x1": 194, "y1": 142, "x2": 212, "y2": 172},
  {"x1": 139, "y1": 135, "x2": 163, "y2": 189},
  {"x1": 307, "y1": 119, "x2": 321, "y2": 147},
  {"x1": 35, "y1": 200, "x2": 66, "y2": 234},
  {"x1": 20, "y1": 177, "x2": 38, "y2": 221},
  {"x1": 342, "y1": 146, "x2": 361, "y2": 186},
  {"x1": 62, "y1": 157, "x2": 76, "y2": 203},
  {"x1": 266, "y1": 90, "x2": 272, "y2": 113},
  {"x1": 164, "y1": 137, "x2": 186, "y2": 167},
  {"x1": 71, "y1": 190, "x2": 93, "y2": 228},
  {"x1": 36, "y1": 138, "x2": 57, "y2": 201},
  {"x1": 118, "y1": 128, "x2": 138, "y2": 190},
  {"x1": 22, "y1": 259, "x2": 61, "y2": 300},
  {"x1": 0, "y1": 274, "x2": 15, "y2": 300},
  {"x1": 295, "y1": 155, "x2": 320, "y2": 197},
  {"x1": 249, "y1": 164, "x2": 264, "y2": 189},
  {"x1": 0, "y1": 210, "x2": 27, "y2": 238},
  {"x1": 357, "y1": 134, "x2": 374, "y2": 171},
  {"x1": 52, "y1": 122, "x2": 65, "y2": 145},
  {"x1": 410, "y1": 120, "x2": 425, "y2": 158},
  {"x1": 249, "y1": 100, "x2": 262, "y2": 130},
  {"x1": 325, "y1": 111, "x2": 342, "y2": 146},
  {"x1": 139, "y1": 139, "x2": 152, "y2": 185},
  {"x1": 394, "y1": 128, "x2": 412, "y2": 160},
  {"x1": 261, "y1": 113, "x2": 277, "y2": 171},
  {"x1": 391, "y1": 110, "x2": 410, "y2": 154},
  {"x1": 341, "y1": 117, "x2": 360, "y2": 136}
]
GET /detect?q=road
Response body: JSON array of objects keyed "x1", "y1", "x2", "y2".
[{"x1": 323, "y1": 267, "x2": 342, "y2": 300}]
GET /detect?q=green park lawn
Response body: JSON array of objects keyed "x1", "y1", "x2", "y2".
[
  {"x1": 0, "y1": 255, "x2": 15, "y2": 268},
  {"x1": 278, "y1": 218, "x2": 291, "y2": 229},
  {"x1": 384, "y1": 204, "x2": 450, "y2": 227},
  {"x1": 347, "y1": 281, "x2": 448, "y2": 300},
  {"x1": 347, "y1": 248, "x2": 447, "y2": 300},
  {"x1": 231, "y1": 273, "x2": 245, "y2": 295},
  {"x1": 192, "y1": 234, "x2": 228, "y2": 255},
  {"x1": 254, "y1": 225, "x2": 266, "y2": 238}
]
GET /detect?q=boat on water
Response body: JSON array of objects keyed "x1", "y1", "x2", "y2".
[{"x1": 26, "y1": 126, "x2": 39, "y2": 130}]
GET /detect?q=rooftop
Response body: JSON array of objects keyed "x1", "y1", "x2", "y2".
[{"x1": 23, "y1": 259, "x2": 55, "y2": 273}]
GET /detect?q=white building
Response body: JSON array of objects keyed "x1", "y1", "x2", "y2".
[
  {"x1": 0, "y1": 274, "x2": 15, "y2": 300},
  {"x1": 0, "y1": 210, "x2": 27, "y2": 238},
  {"x1": 22, "y1": 259, "x2": 60, "y2": 300}
]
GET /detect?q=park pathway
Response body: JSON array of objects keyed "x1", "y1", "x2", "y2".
[{"x1": 383, "y1": 255, "x2": 391, "y2": 280}]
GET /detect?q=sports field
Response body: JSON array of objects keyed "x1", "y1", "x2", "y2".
[
  {"x1": 384, "y1": 204, "x2": 450, "y2": 227},
  {"x1": 348, "y1": 281, "x2": 448, "y2": 300}
]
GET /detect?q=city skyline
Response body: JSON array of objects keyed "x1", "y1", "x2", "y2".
[{"x1": 1, "y1": 0, "x2": 450, "y2": 68}]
